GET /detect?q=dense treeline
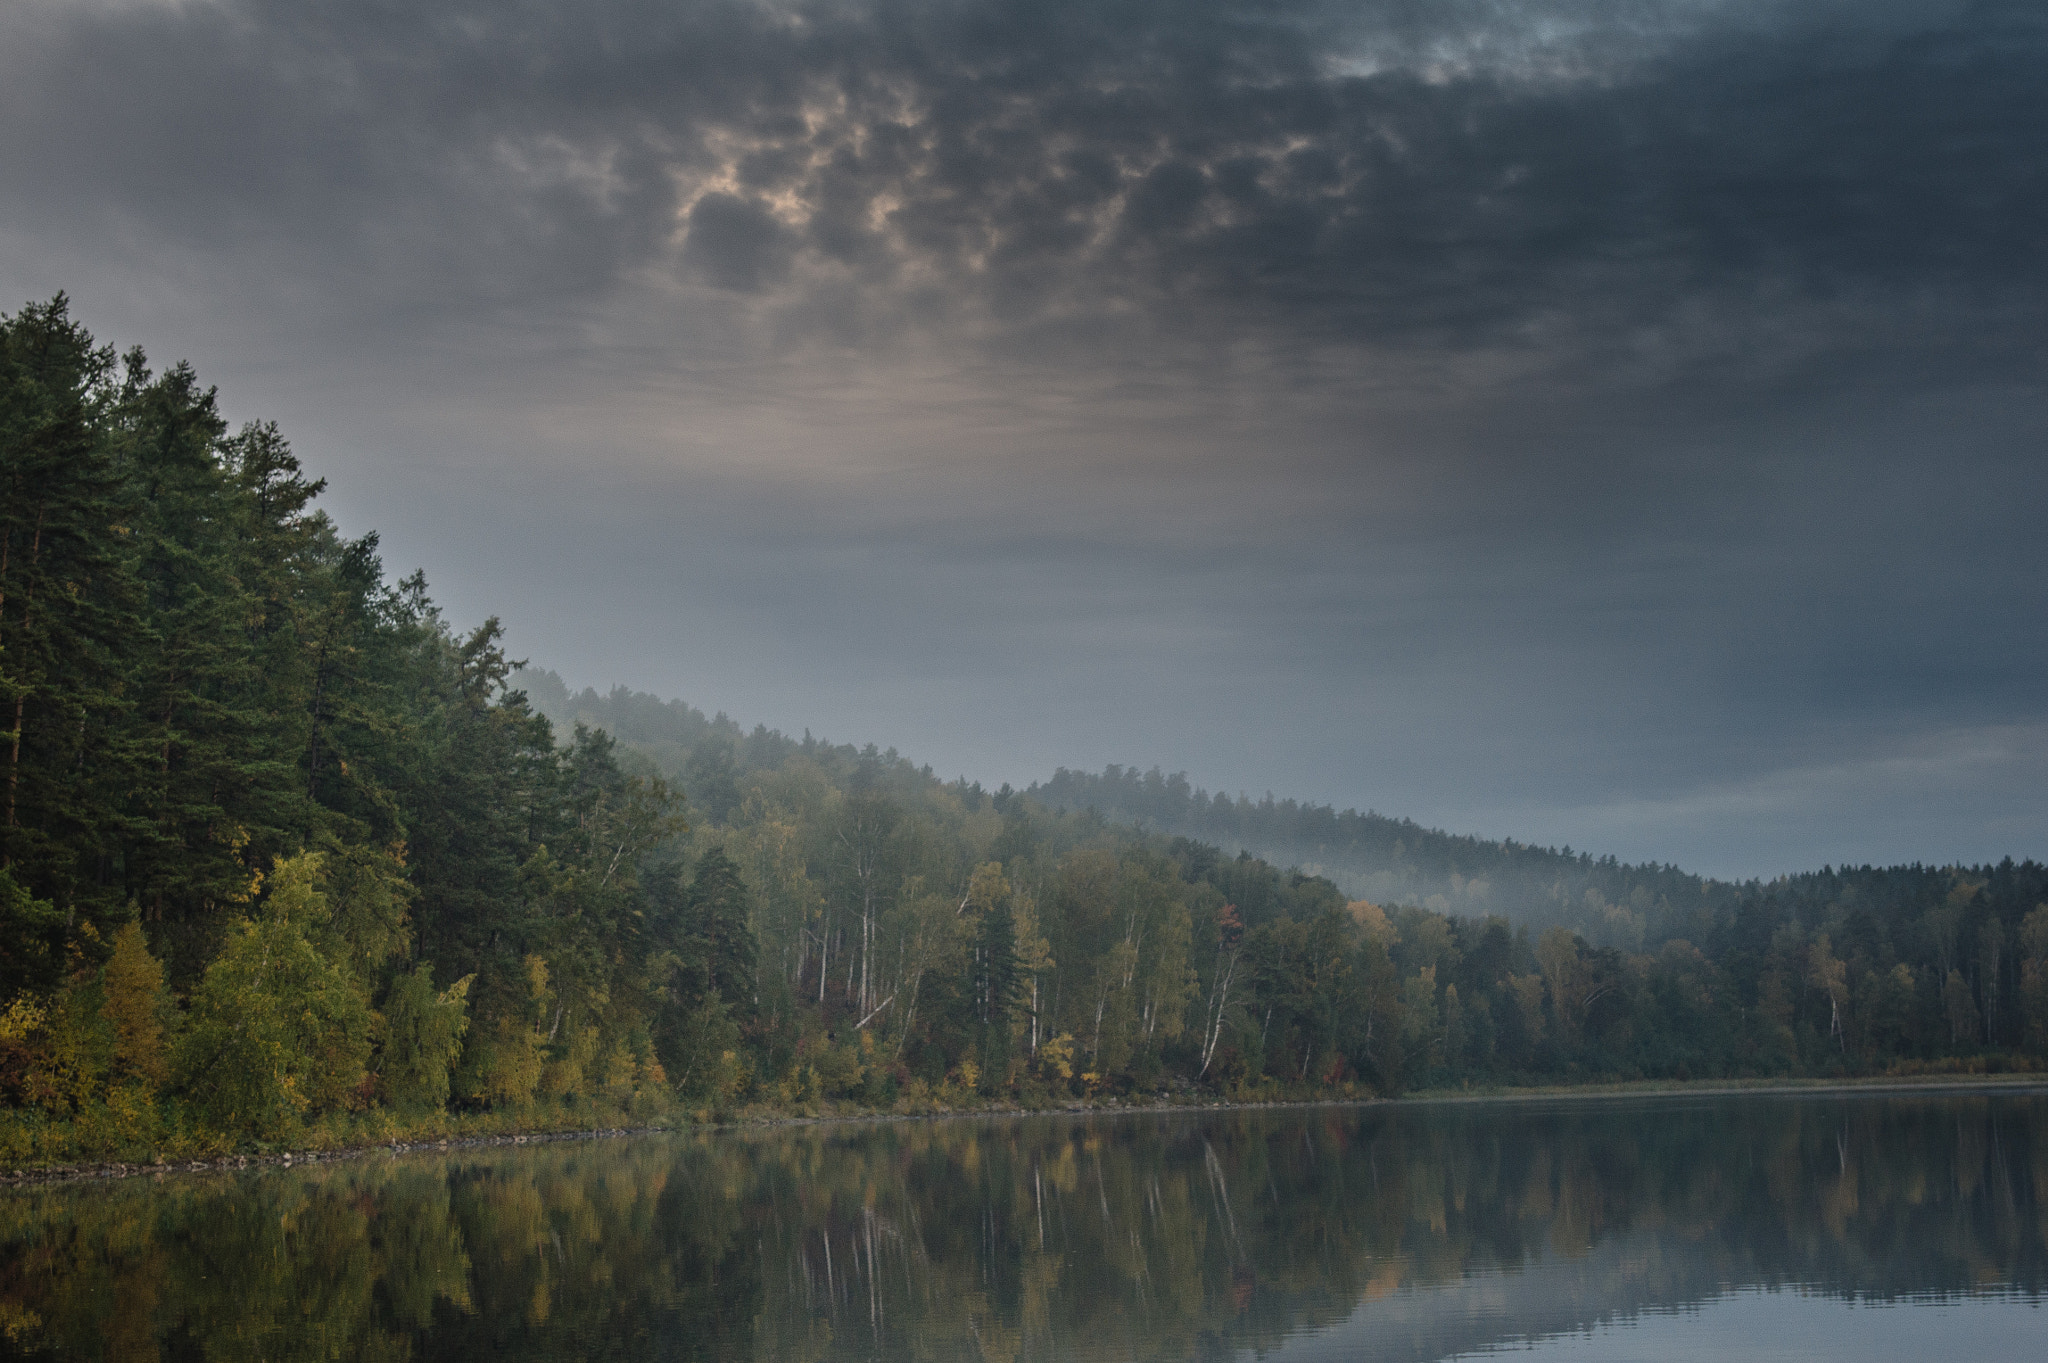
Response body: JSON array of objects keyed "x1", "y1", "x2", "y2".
[
  {"x1": 0, "y1": 298, "x2": 698, "y2": 1159},
  {"x1": 2, "y1": 297, "x2": 2047, "y2": 1167},
  {"x1": 528, "y1": 675, "x2": 2048, "y2": 1088},
  {"x1": 1030, "y1": 764, "x2": 1740, "y2": 946}
]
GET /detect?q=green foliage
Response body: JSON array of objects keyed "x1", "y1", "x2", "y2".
[
  {"x1": 2022, "y1": 906, "x2": 2048, "y2": 1051},
  {"x1": 0, "y1": 299, "x2": 135, "y2": 940},
  {"x1": 19, "y1": 974, "x2": 114, "y2": 1115},
  {"x1": 317, "y1": 839, "x2": 416, "y2": 982},
  {"x1": 0, "y1": 869, "x2": 64, "y2": 1001},
  {"x1": 972, "y1": 869, "x2": 1022, "y2": 1086},
  {"x1": 381, "y1": 964, "x2": 472, "y2": 1110},
  {"x1": 456, "y1": 955, "x2": 549, "y2": 1110},
  {"x1": 659, "y1": 997, "x2": 744, "y2": 1100},
  {"x1": 688, "y1": 845, "x2": 757, "y2": 1013},
  {"x1": 173, "y1": 854, "x2": 375, "y2": 1140}
]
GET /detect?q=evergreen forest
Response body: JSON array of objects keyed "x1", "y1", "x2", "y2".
[{"x1": 4, "y1": 297, "x2": 2047, "y2": 1166}]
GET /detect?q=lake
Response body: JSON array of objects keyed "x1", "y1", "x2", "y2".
[{"x1": 2, "y1": 1089, "x2": 2043, "y2": 1360}]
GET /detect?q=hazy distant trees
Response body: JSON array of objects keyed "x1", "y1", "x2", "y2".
[{"x1": 1031, "y1": 765, "x2": 1733, "y2": 948}]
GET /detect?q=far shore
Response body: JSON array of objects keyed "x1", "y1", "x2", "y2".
[
  {"x1": 1397, "y1": 1070, "x2": 2048, "y2": 1104},
  {"x1": 6, "y1": 1069, "x2": 2045, "y2": 1190}
]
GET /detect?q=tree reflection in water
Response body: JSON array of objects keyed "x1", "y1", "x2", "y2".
[{"x1": 1, "y1": 1092, "x2": 2042, "y2": 1361}]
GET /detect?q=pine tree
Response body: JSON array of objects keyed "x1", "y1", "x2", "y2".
[
  {"x1": 690, "y1": 845, "x2": 757, "y2": 1013},
  {"x1": 115, "y1": 353, "x2": 303, "y2": 960},
  {"x1": 974, "y1": 895, "x2": 1022, "y2": 1085},
  {"x1": 0, "y1": 297, "x2": 140, "y2": 934}
]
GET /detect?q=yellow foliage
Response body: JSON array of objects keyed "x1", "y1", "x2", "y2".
[
  {"x1": 0, "y1": 1301, "x2": 43, "y2": 1345},
  {"x1": 964, "y1": 861, "x2": 1012, "y2": 918},
  {"x1": 810, "y1": 1038, "x2": 863, "y2": 1096},
  {"x1": 599, "y1": 1043, "x2": 640, "y2": 1101},
  {"x1": 102, "y1": 922, "x2": 168, "y2": 1086},
  {"x1": 0, "y1": 995, "x2": 46, "y2": 1043},
  {"x1": 715, "y1": 1050, "x2": 752, "y2": 1104},
  {"x1": 541, "y1": 1025, "x2": 599, "y2": 1098},
  {"x1": 459, "y1": 953, "x2": 554, "y2": 1109},
  {"x1": 1037, "y1": 1031, "x2": 1076, "y2": 1081},
  {"x1": 475, "y1": 1019, "x2": 544, "y2": 1108},
  {"x1": 102, "y1": 1081, "x2": 160, "y2": 1150},
  {"x1": 17, "y1": 983, "x2": 110, "y2": 1115},
  {"x1": 264, "y1": 851, "x2": 330, "y2": 925},
  {"x1": 777, "y1": 1062, "x2": 821, "y2": 1106},
  {"x1": 1349, "y1": 900, "x2": 1396, "y2": 944}
]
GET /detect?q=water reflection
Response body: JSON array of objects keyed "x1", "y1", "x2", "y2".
[
  {"x1": 1, "y1": 1091, "x2": 2043, "y2": 1361},
  {"x1": 1436, "y1": 1290, "x2": 2046, "y2": 1363}
]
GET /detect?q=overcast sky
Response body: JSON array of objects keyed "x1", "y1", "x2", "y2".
[{"x1": 4, "y1": 0, "x2": 2043, "y2": 879}]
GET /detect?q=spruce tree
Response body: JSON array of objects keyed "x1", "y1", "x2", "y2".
[
  {"x1": 690, "y1": 846, "x2": 756, "y2": 1013},
  {"x1": 975, "y1": 897, "x2": 1022, "y2": 1084},
  {"x1": 0, "y1": 296, "x2": 140, "y2": 937}
]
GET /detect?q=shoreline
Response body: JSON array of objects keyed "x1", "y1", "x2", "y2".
[
  {"x1": 0, "y1": 1097, "x2": 1325, "y2": 1188},
  {"x1": 7, "y1": 1070, "x2": 2044, "y2": 1190},
  {"x1": 1395, "y1": 1071, "x2": 2048, "y2": 1105}
]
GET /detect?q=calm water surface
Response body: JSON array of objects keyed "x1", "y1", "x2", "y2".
[{"x1": 2, "y1": 1090, "x2": 2043, "y2": 1361}]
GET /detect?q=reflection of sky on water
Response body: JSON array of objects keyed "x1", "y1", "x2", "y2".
[
  {"x1": 3, "y1": 1094, "x2": 2044, "y2": 1360},
  {"x1": 1459, "y1": 1289, "x2": 2045, "y2": 1363},
  {"x1": 1271, "y1": 1276, "x2": 2047, "y2": 1363}
]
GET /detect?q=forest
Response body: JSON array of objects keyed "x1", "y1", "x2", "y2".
[{"x1": 3, "y1": 295, "x2": 2048, "y2": 1165}]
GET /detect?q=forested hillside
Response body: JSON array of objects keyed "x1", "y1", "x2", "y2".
[
  {"x1": 3, "y1": 297, "x2": 2047, "y2": 1168},
  {"x1": 510, "y1": 680, "x2": 1734, "y2": 950},
  {"x1": 1030, "y1": 765, "x2": 1739, "y2": 947}
]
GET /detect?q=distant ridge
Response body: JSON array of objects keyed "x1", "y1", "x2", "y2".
[
  {"x1": 1027, "y1": 765, "x2": 1742, "y2": 948},
  {"x1": 518, "y1": 671, "x2": 2047, "y2": 966},
  {"x1": 516, "y1": 670, "x2": 1742, "y2": 947}
]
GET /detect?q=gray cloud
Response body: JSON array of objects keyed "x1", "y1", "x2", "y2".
[
  {"x1": 2, "y1": 0, "x2": 2043, "y2": 876},
  {"x1": 11, "y1": 1, "x2": 2043, "y2": 375}
]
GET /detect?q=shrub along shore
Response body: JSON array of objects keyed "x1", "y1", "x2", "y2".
[{"x1": 9, "y1": 1067, "x2": 2045, "y2": 1186}]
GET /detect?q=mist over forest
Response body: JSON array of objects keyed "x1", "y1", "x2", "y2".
[
  {"x1": 517, "y1": 668, "x2": 1741, "y2": 947},
  {"x1": 523, "y1": 666, "x2": 2048, "y2": 1075}
]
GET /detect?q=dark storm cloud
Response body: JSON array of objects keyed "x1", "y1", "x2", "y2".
[
  {"x1": 7, "y1": 0, "x2": 2044, "y2": 381},
  {"x1": 3, "y1": 0, "x2": 2044, "y2": 877}
]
